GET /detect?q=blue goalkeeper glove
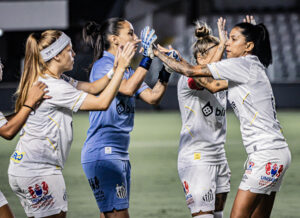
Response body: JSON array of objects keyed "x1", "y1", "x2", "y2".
[{"x1": 140, "y1": 26, "x2": 157, "y2": 59}]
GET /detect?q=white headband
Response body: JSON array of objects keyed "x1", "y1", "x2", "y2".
[{"x1": 40, "y1": 32, "x2": 71, "y2": 62}]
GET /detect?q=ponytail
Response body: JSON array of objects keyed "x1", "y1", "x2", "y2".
[
  {"x1": 82, "y1": 18, "x2": 125, "y2": 71},
  {"x1": 15, "y1": 30, "x2": 62, "y2": 112},
  {"x1": 234, "y1": 22, "x2": 272, "y2": 67}
]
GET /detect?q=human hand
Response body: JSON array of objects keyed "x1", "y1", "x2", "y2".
[
  {"x1": 243, "y1": 15, "x2": 256, "y2": 25},
  {"x1": 217, "y1": 17, "x2": 228, "y2": 45},
  {"x1": 139, "y1": 26, "x2": 157, "y2": 59},
  {"x1": 116, "y1": 41, "x2": 138, "y2": 69},
  {"x1": 25, "y1": 81, "x2": 51, "y2": 108}
]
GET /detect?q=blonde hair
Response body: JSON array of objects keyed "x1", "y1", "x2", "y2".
[
  {"x1": 193, "y1": 21, "x2": 219, "y2": 59},
  {"x1": 15, "y1": 30, "x2": 62, "y2": 112}
]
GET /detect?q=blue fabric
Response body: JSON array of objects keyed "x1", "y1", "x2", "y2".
[
  {"x1": 82, "y1": 160, "x2": 131, "y2": 212},
  {"x1": 81, "y1": 51, "x2": 149, "y2": 163}
]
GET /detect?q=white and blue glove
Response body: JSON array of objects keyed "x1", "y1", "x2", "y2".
[
  {"x1": 163, "y1": 50, "x2": 180, "y2": 73},
  {"x1": 140, "y1": 26, "x2": 157, "y2": 59}
]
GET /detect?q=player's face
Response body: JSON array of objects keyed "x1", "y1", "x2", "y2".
[
  {"x1": 117, "y1": 21, "x2": 138, "y2": 52},
  {"x1": 59, "y1": 44, "x2": 75, "y2": 71},
  {"x1": 225, "y1": 27, "x2": 248, "y2": 58},
  {"x1": 196, "y1": 43, "x2": 218, "y2": 65},
  {"x1": 0, "y1": 58, "x2": 3, "y2": 81}
]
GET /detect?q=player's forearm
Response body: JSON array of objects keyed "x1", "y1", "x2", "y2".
[
  {"x1": 147, "y1": 81, "x2": 167, "y2": 105},
  {"x1": 0, "y1": 107, "x2": 32, "y2": 140},
  {"x1": 154, "y1": 49, "x2": 212, "y2": 77},
  {"x1": 194, "y1": 77, "x2": 228, "y2": 93},
  {"x1": 119, "y1": 67, "x2": 147, "y2": 96},
  {"x1": 77, "y1": 76, "x2": 110, "y2": 95},
  {"x1": 209, "y1": 43, "x2": 226, "y2": 63}
]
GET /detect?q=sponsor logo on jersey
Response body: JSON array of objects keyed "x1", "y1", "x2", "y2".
[
  {"x1": 28, "y1": 181, "x2": 54, "y2": 208},
  {"x1": 246, "y1": 161, "x2": 255, "y2": 174},
  {"x1": 259, "y1": 162, "x2": 284, "y2": 187},
  {"x1": 202, "y1": 102, "x2": 213, "y2": 117},
  {"x1": 116, "y1": 99, "x2": 134, "y2": 115},
  {"x1": 10, "y1": 150, "x2": 25, "y2": 163},
  {"x1": 230, "y1": 101, "x2": 239, "y2": 117},
  {"x1": 116, "y1": 183, "x2": 127, "y2": 199},
  {"x1": 202, "y1": 189, "x2": 214, "y2": 202},
  {"x1": 194, "y1": 153, "x2": 201, "y2": 160}
]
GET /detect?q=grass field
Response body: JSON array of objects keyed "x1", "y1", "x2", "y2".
[{"x1": 0, "y1": 110, "x2": 299, "y2": 218}]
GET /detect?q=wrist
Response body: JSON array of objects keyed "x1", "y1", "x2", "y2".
[
  {"x1": 24, "y1": 100, "x2": 35, "y2": 108},
  {"x1": 139, "y1": 56, "x2": 152, "y2": 70},
  {"x1": 158, "y1": 66, "x2": 171, "y2": 84}
]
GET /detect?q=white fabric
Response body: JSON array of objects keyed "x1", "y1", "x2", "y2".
[
  {"x1": 0, "y1": 111, "x2": 8, "y2": 128},
  {"x1": 0, "y1": 190, "x2": 8, "y2": 207},
  {"x1": 177, "y1": 75, "x2": 228, "y2": 168},
  {"x1": 9, "y1": 174, "x2": 67, "y2": 217},
  {"x1": 239, "y1": 147, "x2": 291, "y2": 195},
  {"x1": 40, "y1": 33, "x2": 71, "y2": 62},
  {"x1": 208, "y1": 55, "x2": 288, "y2": 154},
  {"x1": 8, "y1": 75, "x2": 88, "y2": 177},
  {"x1": 214, "y1": 211, "x2": 223, "y2": 218},
  {"x1": 178, "y1": 163, "x2": 231, "y2": 214},
  {"x1": 106, "y1": 68, "x2": 114, "y2": 79}
]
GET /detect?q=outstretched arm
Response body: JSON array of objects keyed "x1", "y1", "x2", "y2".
[{"x1": 0, "y1": 82, "x2": 49, "y2": 140}]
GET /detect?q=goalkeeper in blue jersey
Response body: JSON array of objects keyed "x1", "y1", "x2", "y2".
[{"x1": 81, "y1": 18, "x2": 170, "y2": 218}]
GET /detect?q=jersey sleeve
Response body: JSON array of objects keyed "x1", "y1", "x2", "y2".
[
  {"x1": 90, "y1": 58, "x2": 114, "y2": 82},
  {"x1": 0, "y1": 111, "x2": 8, "y2": 128},
  {"x1": 48, "y1": 80, "x2": 88, "y2": 112},
  {"x1": 208, "y1": 57, "x2": 250, "y2": 83},
  {"x1": 135, "y1": 82, "x2": 150, "y2": 97}
]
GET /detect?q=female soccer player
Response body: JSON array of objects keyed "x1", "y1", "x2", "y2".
[
  {"x1": 154, "y1": 17, "x2": 291, "y2": 218},
  {"x1": 8, "y1": 30, "x2": 136, "y2": 218},
  {"x1": 0, "y1": 57, "x2": 49, "y2": 218},
  {"x1": 161, "y1": 18, "x2": 230, "y2": 218},
  {"x1": 81, "y1": 18, "x2": 170, "y2": 218}
]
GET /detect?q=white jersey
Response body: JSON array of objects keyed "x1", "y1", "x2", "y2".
[
  {"x1": 0, "y1": 111, "x2": 8, "y2": 203},
  {"x1": 208, "y1": 55, "x2": 288, "y2": 154},
  {"x1": 8, "y1": 75, "x2": 88, "y2": 177},
  {"x1": 177, "y1": 75, "x2": 227, "y2": 168}
]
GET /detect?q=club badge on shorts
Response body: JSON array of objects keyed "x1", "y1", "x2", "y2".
[{"x1": 116, "y1": 183, "x2": 127, "y2": 199}]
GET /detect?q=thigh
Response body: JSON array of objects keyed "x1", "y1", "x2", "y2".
[
  {"x1": 8, "y1": 174, "x2": 67, "y2": 218},
  {"x1": 251, "y1": 192, "x2": 276, "y2": 218},
  {"x1": 0, "y1": 204, "x2": 14, "y2": 218},
  {"x1": 82, "y1": 160, "x2": 130, "y2": 213},
  {"x1": 178, "y1": 165, "x2": 217, "y2": 214}
]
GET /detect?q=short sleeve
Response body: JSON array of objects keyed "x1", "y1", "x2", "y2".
[
  {"x1": 90, "y1": 58, "x2": 114, "y2": 82},
  {"x1": 0, "y1": 111, "x2": 8, "y2": 128},
  {"x1": 48, "y1": 80, "x2": 88, "y2": 112},
  {"x1": 135, "y1": 82, "x2": 150, "y2": 97},
  {"x1": 208, "y1": 57, "x2": 250, "y2": 83}
]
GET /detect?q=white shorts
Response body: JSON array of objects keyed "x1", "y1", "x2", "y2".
[
  {"x1": 0, "y1": 190, "x2": 8, "y2": 207},
  {"x1": 178, "y1": 163, "x2": 231, "y2": 214},
  {"x1": 8, "y1": 174, "x2": 68, "y2": 217},
  {"x1": 239, "y1": 147, "x2": 291, "y2": 195}
]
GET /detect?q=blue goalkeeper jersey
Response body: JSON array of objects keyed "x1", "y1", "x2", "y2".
[{"x1": 81, "y1": 51, "x2": 149, "y2": 163}]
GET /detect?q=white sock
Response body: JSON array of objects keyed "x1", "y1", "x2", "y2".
[
  {"x1": 214, "y1": 211, "x2": 223, "y2": 218},
  {"x1": 193, "y1": 214, "x2": 214, "y2": 218}
]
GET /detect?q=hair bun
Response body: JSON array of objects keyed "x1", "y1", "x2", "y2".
[
  {"x1": 194, "y1": 21, "x2": 212, "y2": 39},
  {"x1": 85, "y1": 21, "x2": 100, "y2": 36}
]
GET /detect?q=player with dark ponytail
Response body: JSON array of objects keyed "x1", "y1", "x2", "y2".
[
  {"x1": 154, "y1": 16, "x2": 291, "y2": 218},
  {"x1": 81, "y1": 18, "x2": 170, "y2": 218}
]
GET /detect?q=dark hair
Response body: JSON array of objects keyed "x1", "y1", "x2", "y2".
[
  {"x1": 193, "y1": 21, "x2": 219, "y2": 59},
  {"x1": 82, "y1": 17, "x2": 125, "y2": 69},
  {"x1": 234, "y1": 22, "x2": 272, "y2": 67}
]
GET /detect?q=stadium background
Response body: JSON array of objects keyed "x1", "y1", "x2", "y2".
[{"x1": 0, "y1": 0, "x2": 299, "y2": 217}]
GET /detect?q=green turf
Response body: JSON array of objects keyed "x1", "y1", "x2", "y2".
[{"x1": 0, "y1": 110, "x2": 299, "y2": 217}]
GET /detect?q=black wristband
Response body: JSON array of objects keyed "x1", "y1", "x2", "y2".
[
  {"x1": 158, "y1": 66, "x2": 171, "y2": 83},
  {"x1": 139, "y1": 56, "x2": 152, "y2": 70},
  {"x1": 23, "y1": 104, "x2": 35, "y2": 113}
]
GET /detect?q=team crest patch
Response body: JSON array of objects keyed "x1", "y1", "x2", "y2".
[
  {"x1": 259, "y1": 162, "x2": 284, "y2": 187},
  {"x1": 202, "y1": 189, "x2": 214, "y2": 202},
  {"x1": 116, "y1": 183, "x2": 127, "y2": 199},
  {"x1": 28, "y1": 181, "x2": 54, "y2": 208},
  {"x1": 246, "y1": 161, "x2": 255, "y2": 174}
]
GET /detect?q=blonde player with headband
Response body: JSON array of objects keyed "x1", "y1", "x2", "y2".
[
  {"x1": 0, "y1": 58, "x2": 49, "y2": 218},
  {"x1": 154, "y1": 16, "x2": 291, "y2": 218},
  {"x1": 8, "y1": 30, "x2": 137, "y2": 218}
]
